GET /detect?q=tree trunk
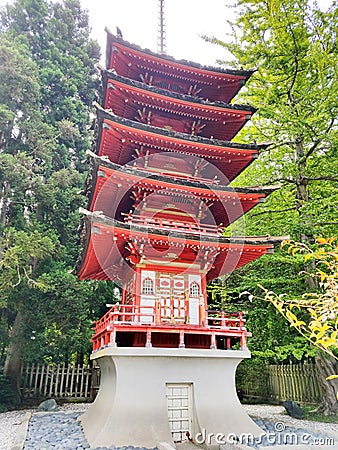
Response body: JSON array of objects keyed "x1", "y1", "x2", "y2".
[
  {"x1": 315, "y1": 352, "x2": 338, "y2": 416},
  {"x1": 294, "y1": 139, "x2": 337, "y2": 414},
  {"x1": 294, "y1": 140, "x2": 317, "y2": 290},
  {"x1": 3, "y1": 310, "x2": 25, "y2": 404},
  {"x1": 0, "y1": 183, "x2": 10, "y2": 229}
]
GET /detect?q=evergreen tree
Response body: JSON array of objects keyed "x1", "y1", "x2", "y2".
[{"x1": 0, "y1": 0, "x2": 112, "y2": 403}]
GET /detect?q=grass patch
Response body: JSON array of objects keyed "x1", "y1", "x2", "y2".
[{"x1": 301, "y1": 405, "x2": 338, "y2": 424}]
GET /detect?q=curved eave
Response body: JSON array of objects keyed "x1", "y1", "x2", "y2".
[
  {"x1": 84, "y1": 156, "x2": 275, "y2": 228},
  {"x1": 102, "y1": 71, "x2": 256, "y2": 113},
  {"x1": 102, "y1": 72, "x2": 255, "y2": 141},
  {"x1": 95, "y1": 108, "x2": 264, "y2": 183},
  {"x1": 89, "y1": 153, "x2": 277, "y2": 195},
  {"x1": 105, "y1": 30, "x2": 254, "y2": 103},
  {"x1": 74, "y1": 213, "x2": 280, "y2": 282}
]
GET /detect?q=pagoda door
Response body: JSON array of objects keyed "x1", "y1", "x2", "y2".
[
  {"x1": 166, "y1": 383, "x2": 192, "y2": 443},
  {"x1": 158, "y1": 273, "x2": 186, "y2": 323},
  {"x1": 188, "y1": 275, "x2": 201, "y2": 325}
]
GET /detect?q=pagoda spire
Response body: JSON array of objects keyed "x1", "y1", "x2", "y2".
[{"x1": 158, "y1": 0, "x2": 166, "y2": 54}]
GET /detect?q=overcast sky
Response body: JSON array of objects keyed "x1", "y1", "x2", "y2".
[
  {"x1": 0, "y1": 0, "x2": 333, "y2": 66},
  {"x1": 81, "y1": 0, "x2": 232, "y2": 66}
]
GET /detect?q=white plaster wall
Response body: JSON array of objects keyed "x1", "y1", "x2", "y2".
[
  {"x1": 81, "y1": 348, "x2": 262, "y2": 449},
  {"x1": 188, "y1": 274, "x2": 201, "y2": 287},
  {"x1": 141, "y1": 270, "x2": 156, "y2": 283}
]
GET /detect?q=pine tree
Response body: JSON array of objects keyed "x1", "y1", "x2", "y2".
[{"x1": 0, "y1": 0, "x2": 106, "y2": 403}]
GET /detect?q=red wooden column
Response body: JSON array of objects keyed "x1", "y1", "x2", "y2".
[
  {"x1": 200, "y1": 274, "x2": 208, "y2": 326},
  {"x1": 134, "y1": 266, "x2": 141, "y2": 322},
  {"x1": 120, "y1": 284, "x2": 126, "y2": 322}
]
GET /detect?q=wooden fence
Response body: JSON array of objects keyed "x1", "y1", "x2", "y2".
[
  {"x1": 238, "y1": 363, "x2": 322, "y2": 404},
  {"x1": 267, "y1": 364, "x2": 322, "y2": 403},
  {"x1": 21, "y1": 363, "x2": 100, "y2": 400},
  {"x1": 21, "y1": 362, "x2": 322, "y2": 404}
]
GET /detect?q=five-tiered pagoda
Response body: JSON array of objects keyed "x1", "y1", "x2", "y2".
[{"x1": 75, "y1": 29, "x2": 280, "y2": 448}]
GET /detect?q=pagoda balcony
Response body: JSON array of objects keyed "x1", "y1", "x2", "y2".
[
  {"x1": 123, "y1": 213, "x2": 222, "y2": 236},
  {"x1": 91, "y1": 303, "x2": 250, "y2": 352}
]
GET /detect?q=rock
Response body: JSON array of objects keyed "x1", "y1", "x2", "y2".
[
  {"x1": 37, "y1": 399, "x2": 59, "y2": 412},
  {"x1": 283, "y1": 400, "x2": 304, "y2": 419}
]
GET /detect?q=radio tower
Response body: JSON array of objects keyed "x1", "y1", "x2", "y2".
[{"x1": 158, "y1": 0, "x2": 166, "y2": 54}]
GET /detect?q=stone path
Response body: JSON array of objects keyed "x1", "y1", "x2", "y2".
[{"x1": 0, "y1": 403, "x2": 337, "y2": 450}]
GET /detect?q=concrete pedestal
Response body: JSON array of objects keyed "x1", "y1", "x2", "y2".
[{"x1": 80, "y1": 347, "x2": 262, "y2": 449}]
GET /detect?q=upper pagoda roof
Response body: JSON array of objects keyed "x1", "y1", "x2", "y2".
[
  {"x1": 74, "y1": 210, "x2": 283, "y2": 282},
  {"x1": 95, "y1": 108, "x2": 266, "y2": 183},
  {"x1": 105, "y1": 30, "x2": 254, "y2": 103},
  {"x1": 84, "y1": 153, "x2": 277, "y2": 230},
  {"x1": 102, "y1": 71, "x2": 255, "y2": 141}
]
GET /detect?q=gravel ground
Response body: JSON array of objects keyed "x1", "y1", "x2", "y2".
[
  {"x1": 0, "y1": 404, "x2": 89, "y2": 450},
  {"x1": 0, "y1": 403, "x2": 337, "y2": 450},
  {"x1": 0, "y1": 409, "x2": 33, "y2": 450},
  {"x1": 243, "y1": 404, "x2": 338, "y2": 440}
]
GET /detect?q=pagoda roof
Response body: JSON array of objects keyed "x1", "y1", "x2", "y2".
[
  {"x1": 85, "y1": 152, "x2": 277, "y2": 230},
  {"x1": 95, "y1": 108, "x2": 266, "y2": 183},
  {"x1": 74, "y1": 211, "x2": 283, "y2": 282},
  {"x1": 105, "y1": 30, "x2": 254, "y2": 103},
  {"x1": 102, "y1": 71, "x2": 255, "y2": 141}
]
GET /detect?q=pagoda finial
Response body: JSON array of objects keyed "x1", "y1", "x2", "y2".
[{"x1": 158, "y1": 0, "x2": 166, "y2": 55}]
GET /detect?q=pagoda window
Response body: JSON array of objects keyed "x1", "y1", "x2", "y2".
[
  {"x1": 190, "y1": 282, "x2": 200, "y2": 298},
  {"x1": 142, "y1": 277, "x2": 154, "y2": 295}
]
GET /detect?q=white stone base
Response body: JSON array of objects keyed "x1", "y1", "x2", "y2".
[{"x1": 80, "y1": 347, "x2": 262, "y2": 449}]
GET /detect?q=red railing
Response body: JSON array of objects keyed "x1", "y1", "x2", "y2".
[
  {"x1": 207, "y1": 310, "x2": 245, "y2": 329},
  {"x1": 91, "y1": 303, "x2": 249, "y2": 351}
]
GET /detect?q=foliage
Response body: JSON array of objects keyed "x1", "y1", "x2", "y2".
[
  {"x1": 22, "y1": 268, "x2": 101, "y2": 364},
  {"x1": 238, "y1": 238, "x2": 338, "y2": 412},
  {"x1": 251, "y1": 238, "x2": 338, "y2": 358},
  {"x1": 0, "y1": 228, "x2": 57, "y2": 304},
  {"x1": 20, "y1": 268, "x2": 117, "y2": 365},
  {"x1": 236, "y1": 358, "x2": 270, "y2": 402},
  {"x1": 208, "y1": 251, "x2": 316, "y2": 363},
  {"x1": 0, "y1": 372, "x2": 15, "y2": 412},
  {"x1": 0, "y1": 0, "x2": 111, "y2": 384},
  {"x1": 205, "y1": 0, "x2": 338, "y2": 240},
  {"x1": 205, "y1": 0, "x2": 338, "y2": 412}
]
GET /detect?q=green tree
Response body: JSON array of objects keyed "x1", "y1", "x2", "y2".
[
  {"x1": 256, "y1": 239, "x2": 338, "y2": 414},
  {"x1": 0, "y1": 228, "x2": 57, "y2": 402},
  {"x1": 208, "y1": 251, "x2": 317, "y2": 365},
  {"x1": 259, "y1": 240, "x2": 338, "y2": 356},
  {"x1": 0, "y1": 0, "x2": 108, "y2": 404},
  {"x1": 205, "y1": 0, "x2": 338, "y2": 413},
  {"x1": 209, "y1": 0, "x2": 338, "y2": 240}
]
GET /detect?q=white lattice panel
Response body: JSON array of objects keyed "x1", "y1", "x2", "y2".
[{"x1": 166, "y1": 383, "x2": 192, "y2": 443}]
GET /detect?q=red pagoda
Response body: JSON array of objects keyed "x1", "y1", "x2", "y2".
[{"x1": 75, "y1": 30, "x2": 281, "y2": 448}]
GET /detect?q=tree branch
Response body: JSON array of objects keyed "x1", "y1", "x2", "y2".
[
  {"x1": 282, "y1": 3, "x2": 300, "y2": 106},
  {"x1": 268, "y1": 177, "x2": 295, "y2": 185},
  {"x1": 304, "y1": 117, "x2": 335, "y2": 160},
  {"x1": 305, "y1": 176, "x2": 338, "y2": 182},
  {"x1": 250, "y1": 207, "x2": 297, "y2": 217},
  {"x1": 305, "y1": 139, "x2": 322, "y2": 160},
  {"x1": 315, "y1": 222, "x2": 338, "y2": 226},
  {"x1": 260, "y1": 141, "x2": 295, "y2": 151},
  {"x1": 325, "y1": 117, "x2": 336, "y2": 134}
]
